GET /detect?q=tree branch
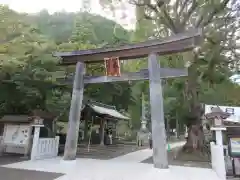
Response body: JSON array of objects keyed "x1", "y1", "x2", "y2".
[
  {"x1": 178, "y1": 0, "x2": 191, "y2": 16},
  {"x1": 174, "y1": 0, "x2": 181, "y2": 19},
  {"x1": 162, "y1": 7, "x2": 179, "y2": 33},
  {"x1": 156, "y1": 0, "x2": 165, "y2": 9},
  {"x1": 202, "y1": 0, "x2": 230, "y2": 27},
  {"x1": 181, "y1": 0, "x2": 198, "y2": 26},
  {"x1": 195, "y1": 0, "x2": 230, "y2": 28}
]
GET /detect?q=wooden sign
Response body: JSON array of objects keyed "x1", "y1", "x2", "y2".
[
  {"x1": 225, "y1": 108, "x2": 234, "y2": 115},
  {"x1": 233, "y1": 158, "x2": 240, "y2": 176},
  {"x1": 229, "y1": 137, "x2": 240, "y2": 158},
  {"x1": 104, "y1": 57, "x2": 121, "y2": 76},
  {"x1": 107, "y1": 121, "x2": 116, "y2": 129}
]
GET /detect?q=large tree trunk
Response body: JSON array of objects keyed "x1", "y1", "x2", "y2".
[
  {"x1": 184, "y1": 123, "x2": 205, "y2": 152},
  {"x1": 183, "y1": 62, "x2": 205, "y2": 152}
]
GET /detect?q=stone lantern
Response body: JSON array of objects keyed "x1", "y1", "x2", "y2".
[{"x1": 205, "y1": 107, "x2": 230, "y2": 145}]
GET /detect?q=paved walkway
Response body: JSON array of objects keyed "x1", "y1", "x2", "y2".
[
  {"x1": 110, "y1": 141, "x2": 185, "y2": 162},
  {"x1": 0, "y1": 154, "x2": 63, "y2": 180},
  {"x1": 1, "y1": 141, "x2": 222, "y2": 180}
]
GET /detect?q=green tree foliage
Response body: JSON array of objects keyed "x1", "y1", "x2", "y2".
[
  {"x1": 33, "y1": 10, "x2": 130, "y2": 45},
  {"x1": 0, "y1": 5, "x2": 132, "y2": 121},
  {"x1": 1, "y1": 0, "x2": 240, "y2": 144},
  {"x1": 99, "y1": 0, "x2": 240, "y2": 139}
]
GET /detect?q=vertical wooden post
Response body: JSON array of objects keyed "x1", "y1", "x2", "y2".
[
  {"x1": 148, "y1": 53, "x2": 168, "y2": 169},
  {"x1": 84, "y1": 119, "x2": 88, "y2": 141},
  {"x1": 141, "y1": 93, "x2": 147, "y2": 129},
  {"x1": 176, "y1": 114, "x2": 180, "y2": 139},
  {"x1": 100, "y1": 119, "x2": 105, "y2": 146},
  {"x1": 63, "y1": 62, "x2": 85, "y2": 160},
  {"x1": 84, "y1": 111, "x2": 90, "y2": 141}
]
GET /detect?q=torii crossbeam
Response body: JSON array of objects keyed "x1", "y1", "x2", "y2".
[
  {"x1": 54, "y1": 29, "x2": 202, "y2": 169},
  {"x1": 58, "y1": 68, "x2": 188, "y2": 84}
]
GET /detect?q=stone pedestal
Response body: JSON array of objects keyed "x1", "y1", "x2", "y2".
[
  {"x1": 210, "y1": 127, "x2": 226, "y2": 145},
  {"x1": 31, "y1": 124, "x2": 44, "y2": 160}
]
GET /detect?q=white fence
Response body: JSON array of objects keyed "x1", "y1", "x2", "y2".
[
  {"x1": 210, "y1": 142, "x2": 226, "y2": 180},
  {"x1": 31, "y1": 136, "x2": 59, "y2": 160}
]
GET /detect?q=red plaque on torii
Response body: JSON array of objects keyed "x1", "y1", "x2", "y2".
[{"x1": 104, "y1": 57, "x2": 121, "y2": 76}]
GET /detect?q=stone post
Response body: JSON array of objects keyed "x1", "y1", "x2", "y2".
[
  {"x1": 63, "y1": 62, "x2": 85, "y2": 160},
  {"x1": 30, "y1": 125, "x2": 42, "y2": 160},
  {"x1": 23, "y1": 125, "x2": 33, "y2": 159},
  {"x1": 148, "y1": 53, "x2": 168, "y2": 169}
]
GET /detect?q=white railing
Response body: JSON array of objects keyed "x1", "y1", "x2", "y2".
[
  {"x1": 210, "y1": 142, "x2": 226, "y2": 180},
  {"x1": 31, "y1": 136, "x2": 59, "y2": 160}
]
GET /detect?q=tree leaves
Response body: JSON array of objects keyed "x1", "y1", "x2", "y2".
[{"x1": 0, "y1": 6, "x2": 132, "y2": 120}]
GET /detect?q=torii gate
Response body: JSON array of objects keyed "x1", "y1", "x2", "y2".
[{"x1": 54, "y1": 29, "x2": 202, "y2": 169}]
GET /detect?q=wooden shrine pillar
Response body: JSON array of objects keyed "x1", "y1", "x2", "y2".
[
  {"x1": 148, "y1": 53, "x2": 168, "y2": 169},
  {"x1": 100, "y1": 119, "x2": 105, "y2": 146},
  {"x1": 63, "y1": 62, "x2": 85, "y2": 160}
]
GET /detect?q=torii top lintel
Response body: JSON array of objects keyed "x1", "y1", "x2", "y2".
[{"x1": 54, "y1": 29, "x2": 202, "y2": 65}]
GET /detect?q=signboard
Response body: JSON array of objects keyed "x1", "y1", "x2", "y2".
[
  {"x1": 229, "y1": 137, "x2": 240, "y2": 157},
  {"x1": 107, "y1": 121, "x2": 116, "y2": 129},
  {"x1": 233, "y1": 158, "x2": 240, "y2": 176},
  {"x1": 3, "y1": 124, "x2": 30, "y2": 145},
  {"x1": 226, "y1": 108, "x2": 234, "y2": 115},
  {"x1": 104, "y1": 57, "x2": 121, "y2": 76}
]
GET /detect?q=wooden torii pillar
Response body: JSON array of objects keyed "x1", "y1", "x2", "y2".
[{"x1": 54, "y1": 29, "x2": 202, "y2": 168}]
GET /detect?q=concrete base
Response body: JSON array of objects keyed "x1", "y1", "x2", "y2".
[{"x1": 20, "y1": 156, "x2": 29, "y2": 160}]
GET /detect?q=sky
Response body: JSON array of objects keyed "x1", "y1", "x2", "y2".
[
  {"x1": 5, "y1": 0, "x2": 95, "y2": 14},
  {"x1": 0, "y1": 0, "x2": 135, "y2": 29}
]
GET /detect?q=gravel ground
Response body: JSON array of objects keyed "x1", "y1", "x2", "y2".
[{"x1": 141, "y1": 149, "x2": 211, "y2": 168}]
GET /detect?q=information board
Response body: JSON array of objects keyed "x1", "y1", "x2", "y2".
[{"x1": 229, "y1": 137, "x2": 240, "y2": 157}]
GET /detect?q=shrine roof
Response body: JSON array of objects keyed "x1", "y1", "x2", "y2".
[
  {"x1": 89, "y1": 104, "x2": 129, "y2": 120},
  {"x1": 205, "y1": 106, "x2": 231, "y2": 119},
  {"x1": 84, "y1": 100, "x2": 129, "y2": 120},
  {"x1": 0, "y1": 115, "x2": 32, "y2": 123},
  {"x1": 0, "y1": 111, "x2": 56, "y2": 123},
  {"x1": 54, "y1": 29, "x2": 202, "y2": 65}
]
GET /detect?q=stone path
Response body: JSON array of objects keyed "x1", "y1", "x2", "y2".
[{"x1": 0, "y1": 141, "x2": 222, "y2": 180}]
